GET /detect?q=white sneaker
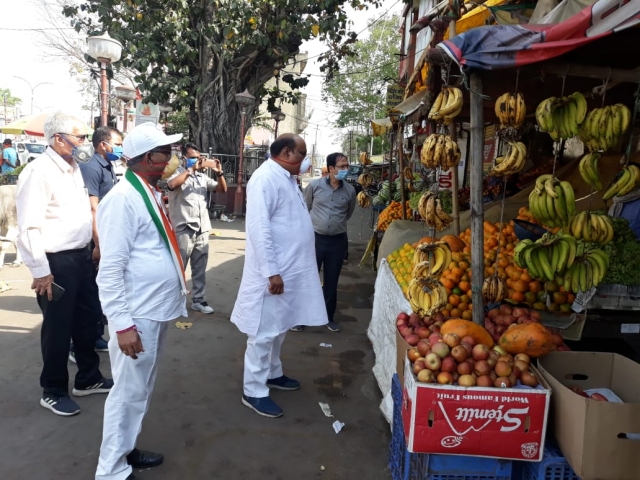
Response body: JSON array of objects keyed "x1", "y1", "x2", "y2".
[{"x1": 192, "y1": 302, "x2": 214, "y2": 314}]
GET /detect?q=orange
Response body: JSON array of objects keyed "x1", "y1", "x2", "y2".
[
  {"x1": 450, "y1": 308, "x2": 461, "y2": 318},
  {"x1": 460, "y1": 294, "x2": 471, "y2": 304},
  {"x1": 451, "y1": 267, "x2": 463, "y2": 277},
  {"x1": 511, "y1": 291, "x2": 525, "y2": 303},
  {"x1": 445, "y1": 303, "x2": 454, "y2": 311},
  {"x1": 461, "y1": 310, "x2": 473, "y2": 320},
  {"x1": 441, "y1": 278, "x2": 455, "y2": 290},
  {"x1": 459, "y1": 281, "x2": 470, "y2": 293},
  {"x1": 513, "y1": 280, "x2": 528, "y2": 293},
  {"x1": 441, "y1": 309, "x2": 451, "y2": 318},
  {"x1": 458, "y1": 302, "x2": 469, "y2": 311},
  {"x1": 448, "y1": 261, "x2": 459, "y2": 270},
  {"x1": 449, "y1": 295, "x2": 461, "y2": 307},
  {"x1": 528, "y1": 281, "x2": 542, "y2": 293},
  {"x1": 520, "y1": 271, "x2": 532, "y2": 283},
  {"x1": 458, "y1": 261, "x2": 469, "y2": 270},
  {"x1": 567, "y1": 293, "x2": 576, "y2": 304}
]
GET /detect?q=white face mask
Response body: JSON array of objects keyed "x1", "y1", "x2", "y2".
[{"x1": 299, "y1": 157, "x2": 312, "y2": 174}]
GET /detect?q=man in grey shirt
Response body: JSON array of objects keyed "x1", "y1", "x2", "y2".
[
  {"x1": 292, "y1": 152, "x2": 356, "y2": 332},
  {"x1": 167, "y1": 143, "x2": 227, "y2": 314}
]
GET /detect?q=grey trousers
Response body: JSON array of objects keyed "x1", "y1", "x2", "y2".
[{"x1": 177, "y1": 229, "x2": 209, "y2": 304}]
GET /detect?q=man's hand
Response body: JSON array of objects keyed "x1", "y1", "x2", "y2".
[
  {"x1": 92, "y1": 245, "x2": 101, "y2": 265},
  {"x1": 117, "y1": 329, "x2": 144, "y2": 360},
  {"x1": 268, "y1": 274, "x2": 284, "y2": 295},
  {"x1": 32, "y1": 274, "x2": 54, "y2": 300},
  {"x1": 202, "y1": 158, "x2": 223, "y2": 174}
]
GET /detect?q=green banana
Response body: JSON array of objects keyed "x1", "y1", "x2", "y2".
[
  {"x1": 537, "y1": 247, "x2": 555, "y2": 282},
  {"x1": 603, "y1": 168, "x2": 632, "y2": 201},
  {"x1": 616, "y1": 103, "x2": 631, "y2": 135},
  {"x1": 570, "y1": 92, "x2": 587, "y2": 124}
]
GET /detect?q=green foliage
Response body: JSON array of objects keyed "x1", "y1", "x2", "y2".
[
  {"x1": 165, "y1": 108, "x2": 190, "y2": 139},
  {"x1": 322, "y1": 15, "x2": 401, "y2": 129},
  {"x1": 602, "y1": 217, "x2": 640, "y2": 285},
  {"x1": 0, "y1": 88, "x2": 21, "y2": 107}
]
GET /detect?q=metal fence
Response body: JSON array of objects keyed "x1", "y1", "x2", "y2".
[{"x1": 204, "y1": 148, "x2": 269, "y2": 186}]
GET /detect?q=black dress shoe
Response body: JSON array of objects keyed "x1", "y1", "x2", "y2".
[
  {"x1": 126, "y1": 448, "x2": 164, "y2": 468},
  {"x1": 126, "y1": 475, "x2": 138, "y2": 480}
]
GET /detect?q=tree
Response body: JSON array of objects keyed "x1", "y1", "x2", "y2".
[
  {"x1": 61, "y1": 0, "x2": 382, "y2": 155},
  {"x1": 0, "y1": 88, "x2": 22, "y2": 108},
  {"x1": 322, "y1": 15, "x2": 401, "y2": 130}
]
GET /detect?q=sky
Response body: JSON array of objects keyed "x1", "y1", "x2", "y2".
[{"x1": 0, "y1": 0, "x2": 404, "y2": 155}]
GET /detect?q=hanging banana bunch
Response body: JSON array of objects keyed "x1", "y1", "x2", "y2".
[
  {"x1": 494, "y1": 92, "x2": 526, "y2": 129},
  {"x1": 420, "y1": 134, "x2": 461, "y2": 170},
  {"x1": 490, "y1": 141, "x2": 527, "y2": 177},
  {"x1": 357, "y1": 191, "x2": 371, "y2": 208},
  {"x1": 357, "y1": 173, "x2": 373, "y2": 187},
  {"x1": 412, "y1": 241, "x2": 452, "y2": 278},
  {"x1": 359, "y1": 152, "x2": 372, "y2": 165},
  {"x1": 428, "y1": 86, "x2": 463, "y2": 124},
  {"x1": 417, "y1": 191, "x2": 453, "y2": 231}
]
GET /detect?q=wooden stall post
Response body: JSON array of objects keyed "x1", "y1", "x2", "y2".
[
  {"x1": 398, "y1": 122, "x2": 407, "y2": 219},
  {"x1": 449, "y1": 20, "x2": 461, "y2": 235},
  {"x1": 469, "y1": 72, "x2": 485, "y2": 325}
]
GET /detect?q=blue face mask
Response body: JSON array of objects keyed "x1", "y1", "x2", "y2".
[
  {"x1": 104, "y1": 143, "x2": 124, "y2": 161},
  {"x1": 186, "y1": 158, "x2": 198, "y2": 169},
  {"x1": 335, "y1": 169, "x2": 348, "y2": 181}
]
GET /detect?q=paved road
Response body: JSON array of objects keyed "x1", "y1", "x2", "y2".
[{"x1": 0, "y1": 209, "x2": 390, "y2": 479}]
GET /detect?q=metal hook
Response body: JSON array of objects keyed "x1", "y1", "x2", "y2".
[
  {"x1": 601, "y1": 67, "x2": 612, "y2": 106},
  {"x1": 514, "y1": 67, "x2": 521, "y2": 93}
]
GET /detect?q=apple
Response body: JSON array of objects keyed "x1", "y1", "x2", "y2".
[
  {"x1": 417, "y1": 369, "x2": 435, "y2": 383},
  {"x1": 472, "y1": 344, "x2": 490, "y2": 361},
  {"x1": 441, "y1": 356, "x2": 457, "y2": 373},
  {"x1": 460, "y1": 342, "x2": 473, "y2": 354},
  {"x1": 521, "y1": 371, "x2": 539, "y2": 387},
  {"x1": 452, "y1": 372, "x2": 459, "y2": 382},
  {"x1": 474, "y1": 360, "x2": 492, "y2": 376},
  {"x1": 451, "y1": 345, "x2": 469, "y2": 363},
  {"x1": 461, "y1": 336, "x2": 477, "y2": 347},
  {"x1": 529, "y1": 310, "x2": 542, "y2": 321},
  {"x1": 443, "y1": 333, "x2": 461, "y2": 348},
  {"x1": 514, "y1": 353, "x2": 531, "y2": 364},
  {"x1": 457, "y1": 361, "x2": 472, "y2": 376},
  {"x1": 502, "y1": 315, "x2": 516, "y2": 326},
  {"x1": 433, "y1": 312, "x2": 446, "y2": 323},
  {"x1": 498, "y1": 355, "x2": 514, "y2": 366},
  {"x1": 417, "y1": 339, "x2": 432, "y2": 357},
  {"x1": 487, "y1": 308, "x2": 500, "y2": 320},
  {"x1": 476, "y1": 375, "x2": 493, "y2": 387},
  {"x1": 397, "y1": 312, "x2": 410, "y2": 323},
  {"x1": 415, "y1": 326, "x2": 431, "y2": 339},
  {"x1": 429, "y1": 333, "x2": 443, "y2": 346},
  {"x1": 413, "y1": 359, "x2": 426, "y2": 374},
  {"x1": 495, "y1": 376, "x2": 512, "y2": 388},
  {"x1": 495, "y1": 361, "x2": 512, "y2": 377},
  {"x1": 408, "y1": 348, "x2": 421, "y2": 363},
  {"x1": 434, "y1": 320, "x2": 444, "y2": 327},
  {"x1": 486, "y1": 356, "x2": 497, "y2": 368},
  {"x1": 509, "y1": 372, "x2": 518, "y2": 386},
  {"x1": 429, "y1": 325, "x2": 441, "y2": 333},
  {"x1": 458, "y1": 374, "x2": 476, "y2": 387},
  {"x1": 398, "y1": 326, "x2": 412, "y2": 337},
  {"x1": 490, "y1": 371, "x2": 498, "y2": 381},
  {"x1": 514, "y1": 360, "x2": 530, "y2": 378},
  {"x1": 432, "y1": 342, "x2": 451, "y2": 359},
  {"x1": 557, "y1": 344, "x2": 571, "y2": 351},
  {"x1": 425, "y1": 353, "x2": 442, "y2": 371},
  {"x1": 437, "y1": 372, "x2": 454, "y2": 385},
  {"x1": 590, "y1": 393, "x2": 608, "y2": 402},
  {"x1": 466, "y1": 358, "x2": 476, "y2": 368},
  {"x1": 422, "y1": 315, "x2": 432, "y2": 325},
  {"x1": 512, "y1": 307, "x2": 528, "y2": 318},
  {"x1": 499, "y1": 304, "x2": 513, "y2": 316},
  {"x1": 409, "y1": 313, "x2": 422, "y2": 327},
  {"x1": 493, "y1": 345, "x2": 507, "y2": 356},
  {"x1": 405, "y1": 334, "x2": 419, "y2": 346},
  {"x1": 570, "y1": 386, "x2": 589, "y2": 398},
  {"x1": 550, "y1": 333, "x2": 564, "y2": 347}
]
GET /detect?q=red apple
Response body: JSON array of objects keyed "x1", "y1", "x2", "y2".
[
  {"x1": 558, "y1": 344, "x2": 572, "y2": 351},
  {"x1": 461, "y1": 336, "x2": 477, "y2": 347},
  {"x1": 429, "y1": 333, "x2": 443, "y2": 346},
  {"x1": 498, "y1": 355, "x2": 514, "y2": 366},
  {"x1": 432, "y1": 342, "x2": 450, "y2": 359},
  {"x1": 457, "y1": 361, "x2": 472, "y2": 376},
  {"x1": 521, "y1": 371, "x2": 539, "y2": 388},
  {"x1": 437, "y1": 372, "x2": 454, "y2": 385},
  {"x1": 512, "y1": 307, "x2": 528, "y2": 318},
  {"x1": 429, "y1": 325, "x2": 441, "y2": 333},
  {"x1": 441, "y1": 356, "x2": 457, "y2": 373},
  {"x1": 417, "y1": 369, "x2": 435, "y2": 383},
  {"x1": 495, "y1": 376, "x2": 512, "y2": 388},
  {"x1": 529, "y1": 310, "x2": 542, "y2": 321},
  {"x1": 509, "y1": 372, "x2": 517, "y2": 386},
  {"x1": 476, "y1": 375, "x2": 493, "y2": 387},
  {"x1": 495, "y1": 361, "x2": 512, "y2": 377},
  {"x1": 570, "y1": 386, "x2": 589, "y2": 398},
  {"x1": 514, "y1": 360, "x2": 529, "y2": 377},
  {"x1": 499, "y1": 304, "x2": 513, "y2": 316},
  {"x1": 458, "y1": 374, "x2": 476, "y2": 387},
  {"x1": 405, "y1": 334, "x2": 419, "y2": 346},
  {"x1": 397, "y1": 312, "x2": 410, "y2": 325},
  {"x1": 422, "y1": 315, "x2": 432, "y2": 326},
  {"x1": 443, "y1": 333, "x2": 461, "y2": 348},
  {"x1": 408, "y1": 348, "x2": 421, "y2": 363},
  {"x1": 486, "y1": 355, "x2": 497, "y2": 368},
  {"x1": 474, "y1": 360, "x2": 492, "y2": 376},
  {"x1": 415, "y1": 326, "x2": 431, "y2": 339},
  {"x1": 413, "y1": 359, "x2": 426, "y2": 374},
  {"x1": 490, "y1": 371, "x2": 498, "y2": 381},
  {"x1": 451, "y1": 345, "x2": 469, "y2": 363},
  {"x1": 425, "y1": 353, "x2": 442, "y2": 371},
  {"x1": 434, "y1": 320, "x2": 444, "y2": 327},
  {"x1": 417, "y1": 339, "x2": 432, "y2": 357},
  {"x1": 460, "y1": 342, "x2": 473, "y2": 354},
  {"x1": 398, "y1": 326, "x2": 412, "y2": 337},
  {"x1": 487, "y1": 308, "x2": 500, "y2": 319},
  {"x1": 409, "y1": 312, "x2": 422, "y2": 327},
  {"x1": 472, "y1": 344, "x2": 490, "y2": 361},
  {"x1": 433, "y1": 312, "x2": 445, "y2": 323},
  {"x1": 590, "y1": 393, "x2": 608, "y2": 402}
]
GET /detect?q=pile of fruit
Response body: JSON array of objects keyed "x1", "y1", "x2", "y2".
[
  {"x1": 428, "y1": 86, "x2": 463, "y2": 124},
  {"x1": 494, "y1": 92, "x2": 526, "y2": 130},
  {"x1": 376, "y1": 201, "x2": 412, "y2": 232},
  {"x1": 602, "y1": 217, "x2": 640, "y2": 285}
]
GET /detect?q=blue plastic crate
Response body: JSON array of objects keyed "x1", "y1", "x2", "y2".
[
  {"x1": 388, "y1": 374, "x2": 513, "y2": 480},
  {"x1": 519, "y1": 441, "x2": 581, "y2": 480}
]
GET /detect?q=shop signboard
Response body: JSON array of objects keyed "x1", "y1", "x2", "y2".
[
  {"x1": 135, "y1": 102, "x2": 160, "y2": 126},
  {"x1": 386, "y1": 84, "x2": 405, "y2": 112}
]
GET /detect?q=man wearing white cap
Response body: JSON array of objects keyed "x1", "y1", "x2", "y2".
[{"x1": 95, "y1": 122, "x2": 186, "y2": 480}]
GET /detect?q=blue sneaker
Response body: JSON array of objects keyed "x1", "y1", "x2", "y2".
[
  {"x1": 95, "y1": 337, "x2": 109, "y2": 352},
  {"x1": 72, "y1": 377, "x2": 114, "y2": 397},
  {"x1": 266, "y1": 375, "x2": 300, "y2": 391},
  {"x1": 241, "y1": 395, "x2": 283, "y2": 418},
  {"x1": 40, "y1": 394, "x2": 81, "y2": 416}
]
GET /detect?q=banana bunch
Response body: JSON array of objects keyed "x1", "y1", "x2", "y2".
[
  {"x1": 602, "y1": 164, "x2": 640, "y2": 200},
  {"x1": 358, "y1": 173, "x2": 373, "y2": 187},
  {"x1": 403, "y1": 167, "x2": 413, "y2": 180},
  {"x1": 568, "y1": 211, "x2": 614, "y2": 245},
  {"x1": 490, "y1": 141, "x2": 527, "y2": 177},
  {"x1": 428, "y1": 86, "x2": 463, "y2": 124},
  {"x1": 562, "y1": 249, "x2": 609, "y2": 293},
  {"x1": 412, "y1": 241, "x2": 452, "y2": 278},
  {"x1": 357, "y1": 191, "x2": 371, "y2": 208},
  {"x1": 514, "y1": 234, "x2": 578, "y2": 283},
  {"x1": 578, "y1": 152, "x2": 603, "y2": 191},
  {"x1": 418, "y1": 191, "x2": 453, "y2": 231},
  {"x1": 494, "y1": 92, "x2": 526, "y2": 129},
  {"x1": 408, "y1": 278, "x2": 449, "y2": 316},
  {"x1": 482, "y1": 276, "x2": 507, "y2": 303},
  {"x1": 535, "y1": 92, "x2": 588, "y2": 141},
  {"x1": 528, "y1": 175, "x2": 576, "y2": 228},
  {"x1": 578, "y1": 104, "x2": 631, "y2": 152},
  {"x1": 359, "y1": 151, "x2": 372, "y2": 165},
  {"x1": 420, "y1": 134, "x2": 462, "y2": 170}
]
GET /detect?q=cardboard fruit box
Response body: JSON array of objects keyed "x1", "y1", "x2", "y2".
[
  {"x1": 401, "y1": 355, "x2": 551, "y2": 461},
  {"x1": 538, "y1": 351, "x2": 640, "y2": 480}
]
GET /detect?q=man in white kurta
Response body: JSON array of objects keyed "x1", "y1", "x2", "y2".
[
  {"x1": 95, "y1": 124, "x2": 186, "y2": 480},
  {"x1": 231, "y1": 134, "x2": 327, "y2": 418}
]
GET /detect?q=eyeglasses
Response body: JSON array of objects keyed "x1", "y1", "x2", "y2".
[
  {"x1": 334, "y1": 165, "x2": 349, "y2": 170},
  {"x1": 149, "y1": 149, "x2": 172, "y2": 156},
  {"x1": 57, "y1": 133, "x2": 88, "y2": 142}
]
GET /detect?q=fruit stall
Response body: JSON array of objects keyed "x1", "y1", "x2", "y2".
[{"x1": 364, "y1": 2, "x2": 640, "y2": 479}]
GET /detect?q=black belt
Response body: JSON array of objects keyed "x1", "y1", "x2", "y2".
[
  {"x1": 47, "y1": 246, "x2": 89, "y2": 255},
  {"x1": 315, "y1": 232, "x2": 347, "y2": 239}
]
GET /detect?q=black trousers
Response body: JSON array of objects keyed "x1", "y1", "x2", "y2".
[
  {"x1": 38, "y1": 248, "x2": 103, "y2": 397},
  {"x1": 315, "y1": 232, "x2": 348, "y2": 322}
]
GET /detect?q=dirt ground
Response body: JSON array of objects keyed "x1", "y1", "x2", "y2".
[{"x1": 0, "y1": 206, "x2": 391, "y2": 480}]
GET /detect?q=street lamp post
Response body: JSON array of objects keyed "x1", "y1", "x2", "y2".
[
  {"x1": 234, "y1": 89, "x2": 256, "y2": 216},
  {"x1": 159, "y1": 103, "x2": 173, "y2": 132},
  {"x1": 13, "y1": 77, "x2": 52, "y2": 115},
  {"x1": 270, "y1": 109, "x2": 286, "y2": 138},
  {"x1": 87, "y1": 32, "x2": 123, "y2": 128},
  {"x1": 115, "y1": 85, "x2": 137, "y2": 133}
]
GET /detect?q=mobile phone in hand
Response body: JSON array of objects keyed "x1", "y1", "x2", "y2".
[{"x1": 51, "y1": 282, "x2": 66, "y2": 301}]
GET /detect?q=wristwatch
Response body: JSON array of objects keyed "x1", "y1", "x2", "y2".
[{"x1": 215, "y1": 171, "x2": 224, "y2": 178}]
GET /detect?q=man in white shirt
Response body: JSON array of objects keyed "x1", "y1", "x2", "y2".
[
  {"x1": 16, "y1": 111, "x2": 113, "y2": 416},
  {"x1": 231, "y1": 134, "x2": 328, "y2": 418},
  {"x1": 95, "y1": 123, "x2": 186, "y2": 480}
]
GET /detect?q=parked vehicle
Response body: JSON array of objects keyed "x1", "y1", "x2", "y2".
[
  {"x1": 14, "y1": 141, "x2": 47, "y2": 165},
  {"x1": 345, "y1": 164, "x2": 364, "y2": 193}
]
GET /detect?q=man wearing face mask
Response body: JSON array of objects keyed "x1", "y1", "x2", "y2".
[
  {"x1": 291, "y1": 152, "x2": 356, "y2": 333},
  {"x1": 67, "y1": 127, "x2": 124, "y2": 362},
  {"x1": 166, "y1": 143, "x2": 227, "y2": 314},
  {"x1": 15, "y1": 111, "x2": 112, "y2": 416},
  {"x1": 231, "y1": 134, "x2": 327, "y2": 418}
]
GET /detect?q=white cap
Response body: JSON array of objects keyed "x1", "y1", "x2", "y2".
[{"x1": 123, "y1": 122, "x2": 183, "y2": 159}]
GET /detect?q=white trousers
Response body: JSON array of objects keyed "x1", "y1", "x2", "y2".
[
  {"x1": 243, "y1": 331, "x2": 287, "y2": 398},
  {"x1": 96, "y1": 318, "x2": 169, "y2": 480}
]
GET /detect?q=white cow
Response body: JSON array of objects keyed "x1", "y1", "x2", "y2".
[{"x1": 0, "y1": 185, "x2": 22, "y2": 267}]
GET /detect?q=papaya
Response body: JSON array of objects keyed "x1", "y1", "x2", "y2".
[
  {"x1": 440, "y1": 319, "x2": 494, "y2": 348},
  {"x1": 498, "y1": 322, "x2": 554, "y2": 357}
]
